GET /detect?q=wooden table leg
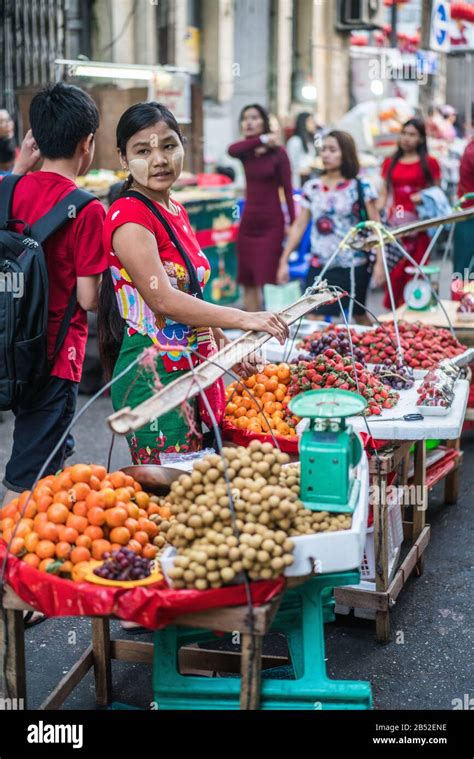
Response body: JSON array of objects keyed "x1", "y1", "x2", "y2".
[
  {"x1": 374, "y1": 469, "x2": 390, "y2": 644},
  {"x1": 413, "y1": 440, "x2": 427, "y2": 575},
  {"x1": 0, "y1": 608, "x2": 26, "y2": 708},
  {"x1": 239, "y1": 633, "x2": 263, "y2": 710},
  {"x1": 92, "y1": 617, "x2": 112, "y2": 706},
  {"x1": 445, "y1": 438, "x2": 461, "y2": 505}
]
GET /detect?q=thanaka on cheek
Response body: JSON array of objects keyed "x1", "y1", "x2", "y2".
[{"x1": 128, "y1": 158, "x2": 150, "y2": 187}]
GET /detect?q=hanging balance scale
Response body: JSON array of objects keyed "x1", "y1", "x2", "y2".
[
  {"x1": 288, "y1": 389, "x2": 367, "y2": 514},
  {"x1": 403, "y1": 265, "x2": 440, "y2": 311}
]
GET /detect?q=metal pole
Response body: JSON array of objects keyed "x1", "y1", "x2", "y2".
[{"x1": 390, "y1": 1, "x2": 398, "y2": 48}]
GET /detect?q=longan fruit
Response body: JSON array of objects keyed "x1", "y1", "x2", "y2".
[
  {"x1": 195, "y1": 579, "x2": 208, "y2": 590},
  {"x1": 206, "y1": 468, "x2": 220, "y2": 482},
  {"x1": 220, "y1": 567, "x2": 235, "y2": 583},
  {"x1": 207, "y1": 571, "x2": 220, "y2": 583},
  {"x1": 183, "y1": 570, "x2": 195, "y2": 582},
  {"x1": 206, "y1": 559, "x2": 217, "y2": 571},
  {"x1": 257, "y1": 550, "x2": 270, "y2": 564},
  {"x1": 232, "y1": 561, "x2": 243, "y2": 573}
]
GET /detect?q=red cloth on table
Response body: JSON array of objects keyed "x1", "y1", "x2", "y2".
[
  {"x1": 228, "y1": 137, "x2": 295, "y2": 287},
  {"x1": 0, "y1": 542, "x2": 284, "y2": 630}
]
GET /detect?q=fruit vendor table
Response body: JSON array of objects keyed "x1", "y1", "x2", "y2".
[
  {"x1": 0, "y1": 573, "x2": 285, "y2": 711},
  {"x1": 378, "y1": 300, "x2": 474, "y2": 348},
  {"x1": 335, "y1": 379, "x2": 469, "y2": 643}
]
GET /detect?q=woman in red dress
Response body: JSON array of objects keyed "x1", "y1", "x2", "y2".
[
  {"x1": 229, "y1": 104, "x2": 295, "y2": 312},
  {"x1": 379, "y1": 118, "x2": 441, "y2": 308}
]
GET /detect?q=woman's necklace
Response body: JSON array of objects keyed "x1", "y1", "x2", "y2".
[{"x1": 130, "y1": 185, "x2": 180, "y2": 215}]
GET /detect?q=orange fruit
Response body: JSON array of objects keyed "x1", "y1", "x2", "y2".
[
  {"x1": 264, "y1": 364, "x2": 278, "y2": 377},
  {"x1": 58, "y1": 526, "x2": 79, "y2": 545},
  {"x1": 23, "y1": 500, "x2": 38, "y2": 519},
  {"x1": 109, "y1": 471, "x2": 126, "y2": 489},
  {"x1": 109, "y1": 526, "x2": 131, "y2": 545},
  {"x1": 239, "y1": 397, "x2": 252, "y2": 410},
  {"x1": 18, "y1": 491, "x2": 32, "y2": 510},
  {"x1": 113, "y1": 488, "x2": 131, "y2": 504},
  {"x1": 33, "y1": 513, "x2": 48, "y2": 529},
  {"x1": 105, "y1": 507, "x2": 128, "y2": 528},
  {"x1": 51, "y1": 472, "x2": 73, "y2": 493},
  {"x1": 89, "y1": 475, "x2": 102, "y2": 491},
  {"x1": 59, "y1": 560, "x2": 73, "y2": 574},
  {"x1": 36, "y1": 540, "x2": 56, "y2": 559},
  {"x1": 126, "y1": 503, "x2": 140, "y2": 519},
  {"x1": 247, "y1": 408, "x2": 258, "y2": 419},
  {"x1": 91, "y1": 539, "x2": 112, "y2": 560},
  {"x1": 69, "y1": 464, "x2": 92, "y2": 483},
  {"x1": 10, "y1": 537, "x2": 25, "y2": 555},
  {"x1": 85, "y1": 490, "x2": 105, "y2": 510},
  {"x1": 90, "y1": 464, "x2": 107, "y2": 481},
  {"x1": 66, "y1": 514, "x2": 88, "y2": 534},
  {"x1": 138, "y1": 518, "x2": 158, "y2": 538},
  {"x1": 84, "y1": 525, "x2": 104, "y2": 541},
  {"x1": 127, "y1": 539, "x2": 143, "y2": 555},
  {"x1": 39, "y1": 558, "x2": 56, "y2": 572},
  {"x1": 110, "y1": 543, "x2": 122, "y2": 552},
  {"x1": 36, "y1": 495, "x2": 53, "y2": 513},
  {"x1": 76, "y1": 534, "x2": 92, "y2": 549},
  {"x1": 38, "y1": 521, "x2": 60, "y2": 542},
  {"x1": 134, "y1": 530, "x2": 149, "y2": 546},
  {"x1": 1, "y1": 516, "x2": 15, "y2": 532},
  {"x1": 72, "y1": 500, "x2": 88, "y2": 517},
  {"x1": 15, "y1": 520, "x2": 32, "y2": 538},
  {"x1": 157, "y1": 505, "x2": 172, "y2": 519},
  {"x1": 277, "y1": 364, "x2": 290, "y2": 381},
  {"x1": 235, "y1": 416, "x2": 249, "y2": 430},
  {"x1": 142, "y1": 544, "x2": 158, "y2": 560},
  {"x1": 137, "y1": 508, "x2": 148, "y2": 519},
  {"x1": 254, "y1": 383, "x2": 266, "y2": 398},
  {"x1": 124, "y1": 518, "x2": 138, "y2": 535},
  {"x1": 134, "y1": 491, "x2": 149, "y2": 509},
  {"x1": 276, "y1": 421, "x2": 291, "y2": 436},
  {"x1": 226, "y1": 402, "x2": 237, "y2": 416},
  {"x1": 234, "y1": 406, "x2": 247, "y2": 418},
  {"x1": 265, "y1": 378, "x2": 278, "y2": 392},
  {"x1": 88, "y1": 507, "x2": 106, "y2": 526},
  {"x1": 70, "y1": 546, "x2": 91, "y2": 564},
  {"x1": 147, "y1": 503, "x2": 160, "y2": 516},
  {"x1": 248, "y1": 421, "x2": 262, "y2": 433},
  {"x1": 261, "y1": 392, "x2": 275, "y2": 404},
  {"x1": 23, "y1": 553, "x2": 40, "y2": 568},
  {"x1": 47, "y1": 503, "x2": 69, "y2": 524},
  {"x1": 70, "y1": 482, "x2": 90, "y2": 502},
  {"x1": 263, "y1": 401, "x2": 276, "y2": 415},
  {"x1": 56, "y1": 542, "x2": 72, "y2": 559},
  {"x1": 244, "y1": 375, "x2": 256, "y2": 388},
  {"x1": 2, "y1": 528, "x2": 13, "y2": 544},
  {"x1": 52, "y1": 489, "x2": 70, "y2": 505},
  {"x1": 100, "y1": 488, "x2": 116, "y2": 509}
]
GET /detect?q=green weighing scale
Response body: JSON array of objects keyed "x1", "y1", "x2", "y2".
[
  {"x1": 288, "y1": 389, "x2": 367, "y2": 514},
  {"x1": 403, "y1": 265, "x2": 440, "y2": 311}
]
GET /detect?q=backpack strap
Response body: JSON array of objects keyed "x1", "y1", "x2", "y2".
[
  {"x1": 124, "y1": 190, "x2": 204, "y2": 299},
  {"x1": 356, "y1": 177, "x2": 369, "y2": 222},
  {"x1": 30, "y1": 188, "x2": 96, "y2": 243},
  {"x1": 0, "y1": 174, "x2": 24, "y2": 229}
]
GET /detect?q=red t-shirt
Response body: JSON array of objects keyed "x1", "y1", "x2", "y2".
[
  {"x1": 102, "y1": 195, "x2": 211, "y2": 372},
  {"x1": 9, "y1": 172, "x2": 107, "y2": 382},
  {"x1": 382, "y1": 155, "x2": 441, "y2": 219},
  {"x1": 458, "y1": 140, "x2": 474, "y2": 208}
]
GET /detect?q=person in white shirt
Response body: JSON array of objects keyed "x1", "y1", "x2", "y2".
[{"x1": 286, "y1": 112, "x2": 317, "y2": 189}]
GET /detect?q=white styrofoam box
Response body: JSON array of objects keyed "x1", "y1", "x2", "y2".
[
  {"x1": 283, "y1": 454, "x2": 369, "y2": 577},
  {"x1": 160, "y1": 455, "x2": 369, "y2": 585},
  {"x1": 360, "y1": 491, "x2": 404, "y2": 581}
]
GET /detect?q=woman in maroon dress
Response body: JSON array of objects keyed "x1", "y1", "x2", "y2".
[{"x1": 229, "y1": 104, "x2": 295, "y2": 311}]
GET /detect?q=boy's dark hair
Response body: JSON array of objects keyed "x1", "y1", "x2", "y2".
[
  {"x1": 29, "y1": 82, "x2": 99, "y2": 159},
  {"x1": 0, "y1": 137, "x2": 15, "y2": 164}
]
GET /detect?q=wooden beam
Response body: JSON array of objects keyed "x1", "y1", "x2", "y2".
[
  {"x1": 111, "y1": 639, "x2": 154, "y2": 664},
  {"x1": 92, "y1": 618, "x2": 112, "y2": 706},
  {"x1": 174, "y1": 598, "x2": 281, "y2": 635},
  {"x1": 107, "y1": 289, "x2": 336, "y2": 435},
  {"x1": 334, "y1": 586, "x2": 390, "y2": 612},
  {"x1": 0, "y1": 609, "x2": 27, "y2": 706},
  {"x1": 240, "y1": 633, "x2": 263, "y2": 710},
  {"x1": 387, "y1": 526, "x2": 431, "y2": 603},
  {"x1": 179, "y1": 645, "x2": 289, "y2": 674},
  {"x1": 39, "y1": 646, "x2": 94, "y2": 710}
]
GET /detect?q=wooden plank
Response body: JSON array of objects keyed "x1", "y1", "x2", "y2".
[
  {"x1": 111, "y1": 639, "x2": 154, "y2": 664},
  {"x1": 40, "y1": 646, "x2": 94, "y2": 710},
  {"x1": 412, "y1": 441, "x2": 426, "y2": 541},
  {"x1": 376, "y1": 610, "x2": 391, "y2": 644},
  {"x1": 334, "y1": 586, "x2": 390, "y2": 612},
  {"x1": 445, "y1": 438, "x2": 461, "y2": 505},
  {"x1": 91, "y1": 618, "x2": 112, "y2": 707},
  {"x1": 174, "y1": 598, "x2": 281, "y2": 635},
  {"x1": 107, "y1": 289, "x2": 336, "y2": 435},
  {"x1": 374, "y1": 473, "x2": 389, "y2": 594},
  {"x1": 386, "y1": 526, "x2": 431, "y2": 603},
  {"x1": 0, "y1": 609, "x2": 27, "y2": 706},
  {"x1": 179, "y1": 645, "x2": 289, "y2": 675},
  {"x1": 240, "y1": 633, "x2": 263, "y2": 710}
]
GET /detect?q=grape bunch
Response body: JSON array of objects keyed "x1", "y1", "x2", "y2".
[
  {"x1": 93, "y1": 547, "x2": 153, "y2": 581},
  {"x1": 372, "y1": 361, "x2": 415, "y2": 391},
  {"x1": 302, "y1": 329, "x2": 366, "y2": 364}
]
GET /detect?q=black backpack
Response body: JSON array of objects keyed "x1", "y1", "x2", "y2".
[{"x1": 0, "y1": 174, "x2": 95, "y2": 410}]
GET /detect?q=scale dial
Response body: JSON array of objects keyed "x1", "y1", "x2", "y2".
[{"x1": 288, "y1": 389, "x2": 367, "y2": 419}]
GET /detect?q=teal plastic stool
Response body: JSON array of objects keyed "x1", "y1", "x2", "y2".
[{"x1": 152, "y1": 571, "x2": 372, "y2": 710}]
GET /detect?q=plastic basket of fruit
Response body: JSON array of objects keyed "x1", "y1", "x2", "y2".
[{"x1": 222, "y1": 419, "x2": 299, "y2": 453}]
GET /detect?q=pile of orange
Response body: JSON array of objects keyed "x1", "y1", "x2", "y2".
[
  {"x1": 0, "y1": 464, "x2": 171, "y2": 579},
  {"x1": 225, "y1": 362, "x2": 297, "y2": 437}
]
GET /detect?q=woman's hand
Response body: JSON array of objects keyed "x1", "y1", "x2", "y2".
[
  {"x1": 12, "y1": 129, "x2": 41, "y2": 175},
  {"x1": 262, "y1": 133, "x2": 279, "y2": 149},
  {"x1": 240, "y1": 312, "x2": 289, "y2": 344},
  {"x1": 233, "y1": 350, "x2": 263, "y2": 378},
  {"x1": 372, "y1": 260, "x2": 386, "y2": 287},
  {"x1": 276, "y1": 259, "x2": 289, "y2": 285},
  {"x1": 409, "y1": 191, "x2": 422, "y2": 205}
]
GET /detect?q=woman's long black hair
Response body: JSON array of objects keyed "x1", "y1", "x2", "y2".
[
  {"x1": 386, "y1": 118, "x2": 434, "y2": 189},
  {"x1": 294, "y1": 112, "x2": 314, "y2": 154},
  {"x1": 239, "y1": 103, "x2": 271, "y2": 134},
  {"x1": 97, "y1": 101, "x2": 184, "y2": 381}
]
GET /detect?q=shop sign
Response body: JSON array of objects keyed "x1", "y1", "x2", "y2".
[
  {"x1": 430, "y1": 1, "x2": 451, "y2": 52},
  {"x1": 148, "y1": 71, "x2": 191, "y2": 123}
]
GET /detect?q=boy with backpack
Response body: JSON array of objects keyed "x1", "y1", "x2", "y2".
[{"x1": 0, "y1": 82, "x2": 107, "y2": 505}]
